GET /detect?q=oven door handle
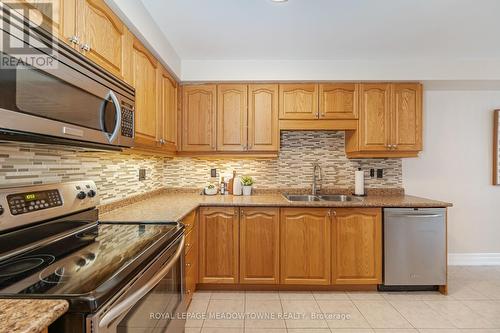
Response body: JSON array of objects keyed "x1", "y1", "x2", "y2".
[{"x1": 98, "y1": 236, "x2": 185, "y2": 328}]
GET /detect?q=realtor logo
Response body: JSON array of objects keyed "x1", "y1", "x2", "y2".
[{"x1": 0, "y1": 1, "x2": 56, "y2": 69}]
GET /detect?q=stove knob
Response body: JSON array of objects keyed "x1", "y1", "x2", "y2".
[
  {"x1": 77, "y1": 191, "x2": 87, "y2": 200},
  {"x1": 0, "y1": 205, "x2": 3, "y2": 216},
  {"x1": 87, "y1": 190, "x2": 96, "y2": 198}
]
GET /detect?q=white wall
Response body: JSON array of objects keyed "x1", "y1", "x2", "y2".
[
  {"x1": 403, "y1": 89, "x2": 500, "y2": 257},
  {"x1": 105, "y1": 0, "x2": 181, "y2": 78},
  {"x1": 181, "y1": 59, "x2": 500, "y2": 82}
]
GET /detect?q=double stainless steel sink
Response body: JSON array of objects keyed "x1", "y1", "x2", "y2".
[{"x1": 283, "y1": 194, "x2": 361, "y2": 202}]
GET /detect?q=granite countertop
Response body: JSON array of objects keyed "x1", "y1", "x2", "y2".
[
  {"x1": 100, "y1": 192, "x2": 452, "y2": 222},
  {"x1": 0, "y1": 299, "x2": 68, "y2": 333}
]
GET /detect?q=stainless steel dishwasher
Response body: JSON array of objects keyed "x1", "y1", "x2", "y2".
[{"x1": 382, "y1": 208, "x2": 446, "y2": 290}]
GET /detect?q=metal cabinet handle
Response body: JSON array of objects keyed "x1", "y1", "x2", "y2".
[
  {"x1": 69, "y1": 35, "x2": 80, "y2": 45},
  {"x1": 186, "y1": 262, "x2": 192, "y2": 268},
  {"x1": 81, "y1": 43, "x2": 91, "y2": 52}
]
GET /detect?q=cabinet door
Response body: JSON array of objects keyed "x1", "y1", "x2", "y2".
[
  {"x1": 159, "y1": 67, "x2": 178, "y2": 151},
  {"x1": 240, "y1": 208, "x2": 280, "y2": 284},
  {"x1": 132, "y1": 40, "x2": 159, "y2": 148},
  {"x1": 217, "y1": 84, "x2": 248, "y2": 151},
  {"x1": 77, "y1": 0, "x2": 127, "y2": 78},
  {"x1": 248, "y1": 84, "x2": 279, "y2": 151},
  {"x1": 181, "y1": 85, "x2": 217, "y2": 151},
  {"x1": 280, "y1": 208, "x2": 331, "y2": 285},
  {"x1": 392, "y1": 83, "x2": 422, "y2": 151},
  {"x1": 358, "y1": 83, "x2": 391, "y2": 151},
  {"x1": 319, "y1": 83, "x2": 358, "y2": 119},
  {"x1": 199, "y1": 207, "x2": 239, "y2": 284},
  {"x1": 279, "y1": 84, "x2": 319, "y2": 120},
  {"x1": 9, "y1": 0, "x2": 78, "y2": 48},
  {"x1": 332, "y1": 208, "x2": 382, "y2": 284}
]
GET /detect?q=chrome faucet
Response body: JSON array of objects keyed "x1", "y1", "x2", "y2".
[{"x1": 312, "y1": 163, "x2": 322, "y2": 196}]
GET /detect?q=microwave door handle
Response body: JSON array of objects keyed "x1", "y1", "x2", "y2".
[
  {"x1": 102, "y1": 90, "x2": 122, "y2": 143},
  {"x1": 98, "y1": 236, "x2": 185, "y2": 329}
]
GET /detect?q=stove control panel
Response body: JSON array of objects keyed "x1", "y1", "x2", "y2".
[
  {"x1": 0, "y1": 180, "x2": 99, "y2": 232},
  {"x1": 7, "y1": 189, "x2": 62, "y2": 216}
]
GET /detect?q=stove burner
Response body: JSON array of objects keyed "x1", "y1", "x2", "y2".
[
  {"x1": 0, "y1": 254, "x2": 56, "y2": 277},
  {"x1": 38, "y1": 251, "x2": 97, "y2": 285}
]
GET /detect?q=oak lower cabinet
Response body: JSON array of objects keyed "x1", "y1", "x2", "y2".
[
  {"x1": 240, "y1": 207, "x2": 280, "y2": 284},
  {"x1": 199, "y1": 207, "x2": 239, "y2": 284},
  {"x1": 183, "y1": 210, "x2": 198, "y2": 306},
  {"x1": 280, "y1": 208, "x2": 331, "y2": 285},
  {"x1": 331, "y1": 208, "x2": 382, "y2": 284}
]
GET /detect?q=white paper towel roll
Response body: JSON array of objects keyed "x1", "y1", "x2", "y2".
[{"x1": 354, "y1": 169, "x2": 365, "y2": 196}]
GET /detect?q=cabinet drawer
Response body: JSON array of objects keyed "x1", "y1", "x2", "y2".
[
  {"x1": 183, "y1": 210, "x2": 197, "y2": 234},
  {"x1": 185, "y1": 227, "x2": 198, "y2": 256},
  {"x1": 185, "y1": 239, "x2": 198, "y2": 272},
  {"x1": 185, "y1": 252, "x2": 198, "y2": 306}
]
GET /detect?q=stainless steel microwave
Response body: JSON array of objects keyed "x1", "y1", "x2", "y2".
[{"x1": 0, "y1": 5, "x2": 135, "y2": 150}]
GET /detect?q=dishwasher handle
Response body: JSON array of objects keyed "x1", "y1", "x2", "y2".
[{"x1": 389, "y1": 214, "x2": 443, "y2": 218}]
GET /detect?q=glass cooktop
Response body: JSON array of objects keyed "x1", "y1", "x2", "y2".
[{"x1": 0, "y1": 219, "x2": 182, "y2": 311}]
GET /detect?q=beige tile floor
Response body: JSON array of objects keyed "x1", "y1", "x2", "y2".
[{"x1": 185, "y1": 266, "x2": 500, "y2": 333}]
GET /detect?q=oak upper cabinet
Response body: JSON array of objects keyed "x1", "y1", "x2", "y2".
[
  {"x1": 280, "y1": 208, "x2": 331, "y2": 285},
  {"x1": 332, "y1": 208, "x2": 382, "y2": 285},
  {"x1": 248, "y1": 84, "x2": 279, "y2": 151},
  {"x1": 279, "y1": 84, "x2": 319, "y2": 120},
  {"x1": 131, "y1": 39, "x2": 159, "y2": 149},
  {"x1": 9, "y1": 0, "x2": 78, "y2": 49},
  {"x1": 358, "y1": 83, "x2": 392, "y2": 151},
  {"x1": 392, "y1": 83, "x2": 422, "y2": 151},
  {"x1": 199, "y1": 207, "x2": 239, "y2": 284},
  {"x1": 240, "y1": 207, "x2": 280, "y2": 284},
  {"x1": 319, "y1": 83, "x2": 358, "y2": 119},
  {"x1": 76, "y1": 0, "x2": 131, "y2": 79},
  {"x1": 158, "y1": 67, "x2": 178, "y2": 152},
  {"x1": 345, "y1": 82, "x2": 423, "y2": 158},
  {"x1": 181, "y1": 85, "x2": 217, "y2": 152},
  {"x1": 217, "y1": 84, "x2": 248, "y2": 151}
]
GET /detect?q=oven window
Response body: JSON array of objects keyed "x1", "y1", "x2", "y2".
[
  {"x1": 0, "y1": 52, "x2": 117, "y2": 134},
  {"x1": 116, "y1": 255, "x2": 183, "y2": 332}
]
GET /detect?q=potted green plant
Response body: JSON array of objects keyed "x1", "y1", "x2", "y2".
[{"x1": 241, "y1": 176, "x2": 254, "y2": 196}]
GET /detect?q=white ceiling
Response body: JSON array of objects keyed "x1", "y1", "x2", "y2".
[{"x1": 142, "y1": 0, "x2": 500, "y2": 61}]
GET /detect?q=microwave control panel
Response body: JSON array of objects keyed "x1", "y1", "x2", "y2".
[{"x1": 121, "y1": 103, "x2": 134, "y2": 138}]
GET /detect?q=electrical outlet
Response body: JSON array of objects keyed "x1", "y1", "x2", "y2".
[
  {"x1": 211, "y1": 168, "x2": 217, "y2": 178},
  {"x1": 377, "y1": 169, "x2": 383, "y2": 178},
  {"x1": 139, "y1": 168, "x2": 146, "y2": 181},
  {"x1": 370, "y1": 169, "x2": 375, "y2": 178}
]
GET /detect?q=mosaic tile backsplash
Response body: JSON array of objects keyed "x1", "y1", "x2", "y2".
[
  {"x1": 164, "y1": 131, "x2": 402, "y2": 190},
  {"x1": 0, "y1": 131, "x2": 402, "y2": 204},
  {"x1": 0, "y1": 145, "x2": 164, "y2": 205}
]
